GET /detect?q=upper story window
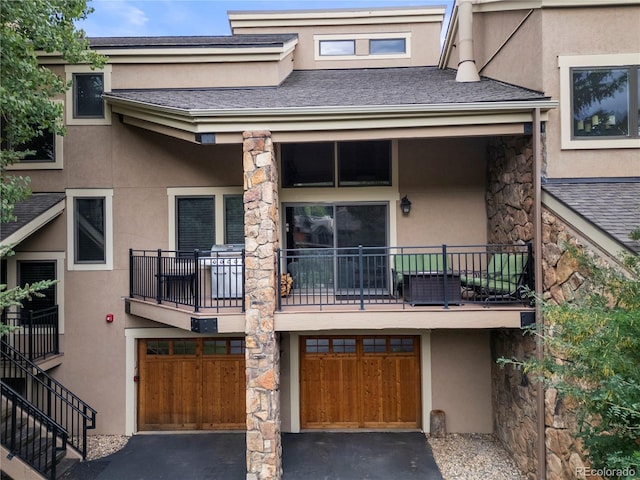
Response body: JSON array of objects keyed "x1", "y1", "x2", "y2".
[
  {"x1": 315, "y1": 33, "x2": 411, "y2": 61},
  {"x1": 559, "y1": 54, "x2": 640, "y2": 150},
  {"x1": 281, "y1": 140, "x2": 391, "y2": 188},
  {"x1": 1, "y1": 115, "x2": 64, "y2": 170},
  {"x1": 571, "y1": 66, "x2": 639, "y2": 139},
  {"x1": 65, "y1": 65, "x2": 112, "y2": 126},
  {"x1": 319, "y1": 40, "x2": 355, "y2": 56},
  {"x1": 168, "y1": 188, "x2": 244, "y2": 251},
  {"x1": 67, "y1": 189, "x2": 113, "y2": 271},
  {"x1": 176, "y1": 196, "x2": 215, "y2": 252},
  {"x1": 369, "y1": 38, "x2": 406, "y2": 55},
  {"x1": 73, "y1": 73, "x2": 104, "y2": 118}
]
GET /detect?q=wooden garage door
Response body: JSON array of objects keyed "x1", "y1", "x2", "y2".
[
  {"x1": 300, "y1": 335, "x2": 420, "y2": 429},
  {"x1": 138, "y1": 338, "x2": 245, "y2": 431}
]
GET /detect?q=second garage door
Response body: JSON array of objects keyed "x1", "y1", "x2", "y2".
[{"x1": 300, "y1": 335, "x2": 421, "y2": 429}]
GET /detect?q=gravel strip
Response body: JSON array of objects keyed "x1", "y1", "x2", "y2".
[
  {"x1": 427, "y1": 433, "x2": 528, "y2": 480},
  {"x1": 85, "y1": 435, "x2": 131, "y2": 461}
]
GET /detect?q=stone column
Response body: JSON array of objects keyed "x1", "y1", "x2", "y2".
[{"x1": 242, "y1": 130, "x2": 282, "y2": 480}]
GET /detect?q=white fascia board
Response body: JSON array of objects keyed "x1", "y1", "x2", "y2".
[
  {"x1": 37, "y1": 38, "x2": 298, "y2": 65},
  {"x1": 229, "y1": 7, "x2": 446, "y2": 27},
  {"x1": 105, "y1": 95, "x2": 557, "y2": 118},
  {"x1": 0, "y1": 200, "x2": 65, "y2": 248},
  {"x1": 473, "y1": 0, "x2": 639, "y2": 12},
  {"x1": 109, "y1": 97, "x2": 555, "y2": 136}
]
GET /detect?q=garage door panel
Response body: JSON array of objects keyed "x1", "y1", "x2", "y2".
[
  {"x1": 301, "y1": 336, "x2": 420, "y2": 429},
  {"x1": 202, "y1": 357, "x2": 245, "y2": 429},
  {"x1": 302, "y1": 355, "x2": 360, "y2": 428},
  {"x1": 138, "y1": 338, "x2": 245, "y2": 431}
]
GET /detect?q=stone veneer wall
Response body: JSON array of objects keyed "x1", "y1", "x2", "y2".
[
  {"x1": 488, "y1": 135, "x2": 612, "y2": 480},
  {"x1": 541, "y1": 209, "x2": 610, "y2": 480},
  {"x1": 243, "y1": 131, "x2": 282, "y2": 480},
  {"x1": 486, "y1": 135, "x2": 539, "y2": 480}
]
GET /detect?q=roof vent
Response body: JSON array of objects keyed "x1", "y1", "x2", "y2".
[{"x1": 455, "y1": 0, "x2": 480, "y2": 83}]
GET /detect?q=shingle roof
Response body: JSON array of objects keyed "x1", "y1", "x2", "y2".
[
  {"x1": 89, "y1": 34, "x2": 298, "y2": 49},
  {"x1": 106, "y1": 67, "x2": 548, "y2": 111},
  {"x1": 543, "y1": 179, "x2": 640, "y2": 254},
  {"x1": 0, "y1": 193, "x2": 66, "y2": 242}
]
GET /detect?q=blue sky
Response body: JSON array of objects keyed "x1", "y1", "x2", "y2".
[{"x1": 78, "y1": 0, "x2": 453, "y2": 37}]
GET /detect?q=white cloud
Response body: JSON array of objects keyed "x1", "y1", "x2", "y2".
[{"x1": 82, "y1": 0, "x2": 150, "y2": 36}]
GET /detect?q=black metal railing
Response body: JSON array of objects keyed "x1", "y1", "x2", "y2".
[
  {"x1": 1, "y1": 381, "x2": 68, "y2": 480},
  {"x1": 128, "y1": 243, "x2": 533, "y2": 312},
  {"x1": 1, "y1": 306, "x2": 59, "y2": 361},
  {"x1": 277, "y1": 243, "x2": 533, "y2": 310},
  {"x1": 129, "y1": 248, "x2": 245, "y2": 313},
  {"x1": 0, "y1": 341, "x2": 96, "y2": 459}
]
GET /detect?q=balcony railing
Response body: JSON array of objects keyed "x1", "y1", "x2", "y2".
[
  {"x1": 0, "y1": 306, "x2": 59, "y2": 361},
  {"x1": 129, "y1": 244, "x2": 533, "y2": 312},
  {"x1": 129, "y1": 248, "x2": 245, "y2": 312}
]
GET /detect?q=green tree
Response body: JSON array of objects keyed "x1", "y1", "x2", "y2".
[
  {"x1": 500, "y1": 240, "x2": 640, "y2": 479},
  {"x1": 1, "y1": 0, "x2": 105, "y2": 334}
]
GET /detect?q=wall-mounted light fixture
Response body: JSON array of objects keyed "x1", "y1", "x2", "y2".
[{"x1": 400, "y1": 195, "x2": 412, "y2": 216}]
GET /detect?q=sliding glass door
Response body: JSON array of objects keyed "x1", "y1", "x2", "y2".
[{"x1": 285, "y1": 204, "x2": 388, "y2": 292}]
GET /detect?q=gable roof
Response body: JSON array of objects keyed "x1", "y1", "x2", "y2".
[
  {"x1": 0, "y1": 193, "x2": 66, "y2": 247},
  {"x1": 542, "y1": 179, "x2": 640, "y2": 254},
  {"x1": 106, "y1": 67, "x2": 549, "y2": 111}
]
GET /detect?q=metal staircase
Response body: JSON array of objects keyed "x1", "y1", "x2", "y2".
[{"x1": 1, "y1": 340, "x2": 97, "y2": 480}]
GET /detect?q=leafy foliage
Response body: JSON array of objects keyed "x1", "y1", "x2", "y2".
[
  {"x1": 1, "y1": 0, "x2": 104, "y2": 335},
  {"x1": 500, "y1": 244, "x2": 640, "y2": 479}
]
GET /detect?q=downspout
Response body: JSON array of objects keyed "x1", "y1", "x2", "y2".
[
  {"x1": 533, "y1": 107, "x2": 546, "y2": 480},
  {"x1": 456, "y1": 0, "x2": 480, "y2": 82}
]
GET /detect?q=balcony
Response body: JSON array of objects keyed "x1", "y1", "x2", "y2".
[
  {"x1": 129, "y1": 243, "x2": 533, "y2": 317},
  {"x1": 0, "y1": 306, "x2": 60, "y2": 362}
]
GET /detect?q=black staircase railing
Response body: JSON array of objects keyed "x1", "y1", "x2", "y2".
[
  {"x1": 0, "y1": 340, "x2": 96, "y2": 459},
  {"x1": 1, "y1": 306, "x2": 59, "y2": 361},
  {"x1": 1, "y1": 381, "x2": 68, "y2": 480}
]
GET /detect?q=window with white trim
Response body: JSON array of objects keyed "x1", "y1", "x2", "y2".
[
  {"x1": 65, "y1": 65, "x2": 112, "y2": 126},
  {"x1": 168, "y1": 188, "x2": 244, "y2": 251},
  {"x1": 67, "y1": 189, "x2": 113, "y2": 270},
  {"x1": 314, "y1": 33, "x2": 411, "y2": 61},
  {"x1": 319, "y1": 40, "x2": 355, "y2": 56},
  {"x1": 571, "y1": 66, "x2": 639, "y2": 139},
  {"x1": 559, "y1": 54, "x2": 640, "y2": 149}
]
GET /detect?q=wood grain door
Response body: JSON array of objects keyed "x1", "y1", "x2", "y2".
[
  {"x1": 300, "y1": 336, "x2": 420, "y2": 429},
  {"x1": 138, "y1": 338, "x2": 245, "y2": 431}
]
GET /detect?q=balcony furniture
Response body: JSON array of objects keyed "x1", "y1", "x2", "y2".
[
  {"x1": 392, "y1": 253, "x2": 451, "y2": 297},
  {"x1": 156, "y1": 272, "x2": 195, "y2": 301},
  {"x1": 402, "y1": 271, "x2": 462, "y2": 306},
  {"x1": 460, "y1": 251, "x2": 528, "y2": 301}
]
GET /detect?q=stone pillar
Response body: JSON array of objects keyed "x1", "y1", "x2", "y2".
[{"x1": 243, "y1": 130, "x2": 282, "y2": 480}]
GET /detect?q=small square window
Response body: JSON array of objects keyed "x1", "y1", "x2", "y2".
[
  {"x1": 147, "y1": 341, "x2": 170, "y2": 355},
  {"x1": 73, "y1": 73, "x2": 104, "y2": 118},
  {"x1": 363, "y1": 337, "x2": 387, "y2": 353},
  {"x1": 281, "y1": 142, "x2": 335, "y2": 187},
  {"x1": 319, "y1": 40, "x2": 355, "y2": 56},
  {"x1": 369, "y1": 38, "x2": 406, "y2": 55},
  {"x1": 338, "y1": 140, "x2": 391, "y2": 186},
  {"x1": 173, "y1": 340, "x2": 197, "y2": 355},
  {"x1": 306, "y1": 338, "x2": 330, "y2": 353}
]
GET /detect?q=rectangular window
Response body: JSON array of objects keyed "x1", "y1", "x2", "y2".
[
  {"x1": 281, "y1": 142, "x2": 335, "y2": 187},
  {"x1": 75, "y1": 197, "x2": 106, "y2": 263},
  {"x1": 338, "y1": 140, "x2": 391, "y2": 186},
  {"x1": 1, "y1": 128, "x2": 56, "y2": 163},
  {"x1": 224, "y1": 195, "x2": 244, "y2": 245},
  {"x1": 319, "y1": 40, "x2": 355, "y2": 56},
  {"x1": 369, "y1": 38, "x2": 406, "y2": 55},
  {"x1": 176, "y1": 196, "x2": 215, "y2": 252},
  {"x1": 18, "y1": 261, "x2": 56, "y2": 322},
  {"x1": 73, "y1": 73, "x2": 104, "y2": 118},
  {"x1": 571, "y1": 66, "x2": 639, "y2": 139},
  {"x1": 282, "y1": 141, "x2": 391, "y2": 188}
]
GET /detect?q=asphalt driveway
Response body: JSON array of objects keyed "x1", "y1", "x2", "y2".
[{"x1": 62, "y1": 431, "x2": 442, "y2": 480}]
